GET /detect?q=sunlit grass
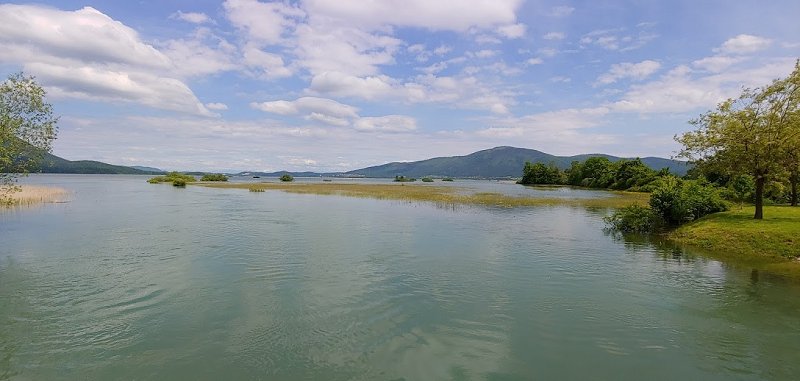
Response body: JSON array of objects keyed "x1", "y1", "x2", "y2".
[
  {"x1": 199, "y1": 182, "x2": 649, "y2": 208},
  {"x1": 2, "y1": 185, "x2": 68, "y2": 207},
  {"x1": 669, "y1": 206, "x2": 800, "y2": 278}
]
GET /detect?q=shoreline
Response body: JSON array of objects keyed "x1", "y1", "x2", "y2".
[{"x1": 667, "y1": 206, "x2": 800, "y2": 279}]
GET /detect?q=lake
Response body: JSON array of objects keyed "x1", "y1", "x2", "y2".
[{"x1": 2, "y1": 175, "x2": 799, "y2": 380}]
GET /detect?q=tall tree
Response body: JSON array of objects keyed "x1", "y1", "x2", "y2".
[
  {"x1": 677, "y1": 61, "x2": 800, "y2": 219},
  {"x1": 1, "y1": 73, "x2": 58, "y2": 203}
]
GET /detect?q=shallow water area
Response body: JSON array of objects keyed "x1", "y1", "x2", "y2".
[{"x1": 1, "y1": 174, "x2": 799, "y2": 380}]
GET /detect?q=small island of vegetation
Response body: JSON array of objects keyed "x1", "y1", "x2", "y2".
[
  {"x1": 394, "y1": 175, "x2": 416, "y2": 182},
  {"x1": 147, "y1": 172, "x2": 197, "y2": 186},
  {"x1": 280, "y1": 174, "x2": 294, "y2": 182},
  {"x1": 421, "y1": 177, "x2": 434, "y2": 182},
  {"x1": 200, "y1": 173, "x2": 228, "y2": 181}
]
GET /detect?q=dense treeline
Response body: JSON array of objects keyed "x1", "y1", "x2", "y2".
[{"x1": 519, "y1": 157, "x2": 670, "y2": 192}]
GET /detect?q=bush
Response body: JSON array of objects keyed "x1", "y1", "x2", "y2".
[
  {"x1": 201, "y1": 173, "x2": 228, "y2": 181},
  {"x1": 649, "y1": 176, "x2": 727, "y2": 225},
  {"x1": 172, "y1": 179, "x2": 187, "y2": 187},
  {"x1": 441, "y1": 177, "x2": 454, "y2": 182},
  {"x1": 394, "y1": 176, "x2": 416, "y2": 182},
  {"x1": 604, "y1": 205, "x2": 662, "y2": 233},
  {"x1": 148, "y1": 171, "x2": 196, "y2": 184},
  {"x1": 279, "y1": 174, "x2": 294, "y2": 182},
  {"x1": 421, "y1": 177, "x2": 434, "y2": 182}
]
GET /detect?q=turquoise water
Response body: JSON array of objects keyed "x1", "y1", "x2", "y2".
[{"x1": 1, "y1": 175, "x2": 799, "y2": 380}]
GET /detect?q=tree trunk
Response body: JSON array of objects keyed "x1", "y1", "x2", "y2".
[
  {"x1": 791, "y1": 173, "x2": 798, "y2": 207},
  {"x1": 754, "y1": 175, "x2": 765, "y2": 219}
]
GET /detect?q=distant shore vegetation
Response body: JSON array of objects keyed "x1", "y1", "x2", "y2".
[
  {"x1": 394, "y1": 175, "x2": 416, "y2": 182},
  {"x1": 200, "y1": 173, "x2": 228, "y2": 182},
  {"x1": 147, "y1": 172, "x2": 197, "y2": 186},
  {"x1": 279, "y1": 174, "x2": 294, "y2": 182}
]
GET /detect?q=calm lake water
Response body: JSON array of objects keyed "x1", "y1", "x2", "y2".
[{"x1": 2, "y1": 175, "x2": 799, "y2": 380}]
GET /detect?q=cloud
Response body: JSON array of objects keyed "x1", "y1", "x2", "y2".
[
  {"x1": 596, "y1": 60, "x2": 661, "y2": 85},
  {"x1": 474, "y1": 50, "x2": 498, "y2": 58},
  {"x1": 354, "y1": 115, "x2": 417, "y2": 133},
  {"x1": 302, "y1": 0, "x2": 522, "y2": 31},
  {"x1": 691, "y1": 55, "x2": 744, "y2": 73},
  {"x1": 205, "y1": 102, "x2": 228, "y2": 111},
  {"x1": 714, "y1": 34, "x2": 772, "y2": 55},
  {"x1": 0, "y1": 4, "x2": 214, "y2": 116},
  {"x1": 542, "y1": 32, "x2": 565, "y2": 40},
  {"x1": 496, "y1": 23, "x2": 526, "y2": 39},
  {"x1": 223, "y1": 0, "x2": 304, "y2": 46},
  {"x1": 548, "y1": 6, "x2": 574, "y2": 17},
  {"x1": 0, "y1": 5, "x2": 171, "y2": 69},
  {"x1": 161, "y1": 29, "x2": 239, "y2": 77},
  {"x1": 526, "y1": 58, "x2": 543, "y2": 65},
  {"x1": 611, "y1": 59, "x2": 795, "y2": 114},
  {"x1": 170, "y1": 11, "x2": 212, "y2": 24},
  {"x1": 579, "y1": 29, "x2": 658, "y2": 51},
  {"x1": 29, "y1": 62, "x2": 216, "y2": 116},
  {"x1": 251, "y1": 97, "x2": 359, "y2": 121},
  {"x1": 294, "y1": 23, "x2": 402, "y2": 76}
]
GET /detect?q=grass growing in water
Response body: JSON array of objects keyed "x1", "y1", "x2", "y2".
[
  {"x1": 2, "y1": 185, "x2": 67, "y2": 206},
  {"x1": 199, "y1": 182, "x2": 648, "y2": 208}
]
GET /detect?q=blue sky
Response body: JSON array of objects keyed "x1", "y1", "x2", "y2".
[{"x1": 1, "y1": 1, "x2": 798, "y2": 172}]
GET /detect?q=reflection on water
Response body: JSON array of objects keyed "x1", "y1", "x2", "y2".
[{"x1": 1, "y1": 175, "x2": 799, "y2": 380}]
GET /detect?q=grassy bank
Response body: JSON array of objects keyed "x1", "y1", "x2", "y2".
[
  {"x1": 668, "y1": 206, "x2": 800, "y2": 278},
  {"x1": 2, "y1": 185, "x2": 68, "y2": 206},
  {"x1": 198, "y1": 182, "x2": 649, "y2": 209}
]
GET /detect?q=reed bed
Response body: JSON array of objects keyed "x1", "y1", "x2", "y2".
[
  {"x1": 2, "y1": 185, "x2": 68, "y2": 206},
  {"x1": 201, "y1": 182, "x2": 648, "y2": 209}
]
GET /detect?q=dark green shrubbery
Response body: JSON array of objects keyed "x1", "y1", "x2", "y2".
[
  {"x1": 649, "y1": 176, "x2": 727, "y2": 225},
  {"x1": 172, "y1": 179, "x2": 187, "y2": 187},
  {"x1": 279, "y1": 174, "x2": 294, "y2": 182},
  {"x1": 605, "y1": 176, "x2": 728, "y2": 232},
  {"x1": 394, "y1": 175, "x2": 416, "y2": 182},
  {"x1": 604, "y1": 205, "x2": 661, "y2": 233},
  {"x1": 148, "y1": 171, "x2": 196, "y2": 184},
  {"x1": 441, "y1": 177, "x2": 454, "y2": 182},
  {"x1": 200, "y1": 173, "x2": 228, "y2": 181},
  {"x1": 421, "y1": 177, "x2": 434, "y2": 182}
]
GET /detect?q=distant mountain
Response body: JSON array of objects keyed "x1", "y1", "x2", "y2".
[
  {"x1": 38, "y1": 152, "x2": 153, "y2": 174},
  {"x1": 130, "y1": 166, "x2": 163, "y2": 173},
  {"x1": 346, "y1": 146, "x2": 688, "y2": 178}
]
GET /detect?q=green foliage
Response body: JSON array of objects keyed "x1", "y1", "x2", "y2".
[
  {"x1": 200, "y1": 173, "x2": 228, "y2": 181},
  {"x1": 604, "y1": 205, "x2": 662, "y2": 233},
  {"x1": 421, "y1": 177, "x2": 434, "y2": 182},
  {"x1": 249, "y1": 187, "x2": 265, "y2": 192},
  {"x1": 566, "y1": 161, "x2": 584, "y2": 185},
  {"x1": 172, "y1": 179, "x2": 187, "y2": 187},
  {"x1": 441, "y1": 177, "x2": 454, "y2": 182},
  {"x1": 519, "y1": 161, "x2": 562, "y2": 185},
  {"x1": 279, "y1": 174, "x2": 294, "y2": 182},
  {"x1": 649, "y1": 176, "x2": 728, "y2": 225},
  {"x1": 393, "y1": 175, "x2": 416, "y2": 182},
  {"x1": 1, "y1": 73, "x2": 59, "y2": 203},
  {"x1": 147, "y1": 171, "x2": 196, "y2": 184},
  {"x1": 677, "y1": 61, "x2": 800, "y2": 219}
]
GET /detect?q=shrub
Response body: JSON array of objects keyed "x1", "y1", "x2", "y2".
[
  {"x1": 279, "y1": 174, "x2": 294, "y2": 182},
  {"x1": 421, "y1": 177, "x2": 434, "y2": 182},
  {"x1": 201, "y1": 173, "x2": 228, "y2": 181},
  {"x1": 604, "y1": 205, "x2": 662, "y2": 233},
  {"x1": 441, "y1": 177, "x2": 454, "y2": 182},
  {"x1": 148, "y1": 171, "x2": 196, "y2": 184},
  {"x1": 249, "y1": 187, "x2": 265, "y2": 192},
  {"x1": 649, "y1": 176, "x2": 727, "y2": 225},
  {"x1": 172, "y1": 179, "x2": 186, "y2": 187},
  {"x1": 394, "y1": 176, "x2": 416, "y2": 182}
]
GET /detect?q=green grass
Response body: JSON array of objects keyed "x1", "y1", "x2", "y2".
[
  {"x1": 198, "y1": 182, "x2": 648, "y2": 209},
  {"x1": 668, "y1": 206, "x2": 800, "y2": 278}
]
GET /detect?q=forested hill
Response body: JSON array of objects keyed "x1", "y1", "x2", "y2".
[
  {"x1": 347, "y1": 146, "x2": 688, "y2": 178},
  {"x1": 38, "y1": 152, "x2": 154, "y2": 174}
]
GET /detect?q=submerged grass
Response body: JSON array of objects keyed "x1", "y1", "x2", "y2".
[
  {"x1": 199, "y1": 182, "x2": 649, "y2": 208},
  {"x1": 2, "y1": 185, "x2": 68, "y2": 207},
  {"x1": 668, "y1": 206, "x2": 800, "y2": 278}
]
